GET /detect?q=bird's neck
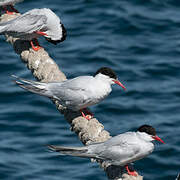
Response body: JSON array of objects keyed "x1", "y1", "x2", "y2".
[
  {"x1": 136, "y1": 132, "x2": 153, "y2": 143},
  {"x1": 90, "y1": 75, "x2": 112, "y2": 100},
  {"x1": 95, "y1": 73, "x2": 112, "y2": 83}
]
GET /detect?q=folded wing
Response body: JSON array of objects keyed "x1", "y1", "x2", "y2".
[{"x1": 0, "y1": 12, "x2": 46, "y2": 34}]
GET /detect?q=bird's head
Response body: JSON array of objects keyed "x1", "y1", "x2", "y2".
[
  {"x1": 137, "y1": 125, "x2": 165, "y2": 144},
  {"x1": 94, "y1": 67, "x2": 126, "y2": 90},
  {"x1": 45, "y1": 23, "x2": 67, "y2": 45}
]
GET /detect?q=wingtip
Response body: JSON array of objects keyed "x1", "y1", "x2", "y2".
[
  {"x1": 11, "y1": 77, "x2": 24, "y2": 86},
  {"x1": 47, "y1": 145, "x2": 56, "y2": 151},
  {"x1": 176, "y1": 173, "x2": 180, "y2": 180},
  {"x1": 11, "y1": 74, "x2": 18, "y2": 78}
]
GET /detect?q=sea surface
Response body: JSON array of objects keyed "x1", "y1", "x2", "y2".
[{"x1": 0, "y1": 0, "x2": 180, "y2": 179}]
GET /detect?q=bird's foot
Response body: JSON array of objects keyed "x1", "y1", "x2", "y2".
[
  {"x1": 5, "y1": 10, "x2": 14, "y2": 15},
  {"x1": 80, "y1": 109, "x2": 93, "y2": 120},
  {"x1": 2, "y1": 6, "x2": 13, "y2": 14},
  {"x1": 30, "y1": 39, "x2": 42, "y2": 51},
  {"x1": 36, "y1": 31, "x2": 47, "y2": 36},
  {"x1": 84, "y1": 108, "x2": 94, "y2": 118},
  {"x1": 125, "y1": 165, "x2": 138, "y2": 177},
  {"x1": 2, "y1": 5, "x2": 18, "y2": 14}
]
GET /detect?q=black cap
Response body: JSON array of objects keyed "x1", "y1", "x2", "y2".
[
  {"x1": 137, "y1": 125, "x2": 156, "y2": 136},
  {"x1": 94, "y1": 67, "x2": 117, "y2": 79}
]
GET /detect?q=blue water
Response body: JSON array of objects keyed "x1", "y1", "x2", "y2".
[{"x1": 0, "y1": 0, "x2": 180, "y2": 179}]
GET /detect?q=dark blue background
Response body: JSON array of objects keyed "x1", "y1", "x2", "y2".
[{"x1": 0, "y1": 0, "x2": 180, "y2": 179}]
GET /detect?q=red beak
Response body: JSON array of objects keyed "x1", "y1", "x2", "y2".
[
  {"x1": 112, "y1": 80, "x2": 126, "y2": 90},
  {"x1": 152, "y1": 135, "x2": 165, "y2": 144}
]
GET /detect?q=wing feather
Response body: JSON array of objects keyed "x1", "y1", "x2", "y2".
[
  {"x1": 91, "y1": 133, "x2": 142, "y2": 165},
  {"x1": 47, "y1": 76, "x2": 94, "y2": 109},
  {"x1": 0, "y1": 13, "x2": 47, "y2": 34}
]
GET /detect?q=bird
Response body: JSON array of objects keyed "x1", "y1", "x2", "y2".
[
  {"x1": 12, "y1": 67, "x2": 126, "y2": 120},
  {"x1": 176, "y1": 174, "x2": 180, "y2": 180},
  {"x1": 0, "y1": 8, "x2": 67, "y2": 51},
  {"x1": 48, "y1": 125, "x2": 165, "y2": 176},
  {"x1": 0, "y1": 0, "x2": 23, "y2": 14}
]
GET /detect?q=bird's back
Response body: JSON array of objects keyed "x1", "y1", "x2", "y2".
[
  {"x1": 87, "y1": 132, "x2": 154, "y2": 166},
  {"x1": 0, "y1": 8, "x2": 47, "y2": 39},
  {"x1": 47, "y1": 75, "x2": 112, "y2": 110}
]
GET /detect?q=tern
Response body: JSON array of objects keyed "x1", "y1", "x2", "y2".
[
  {"x1": 176, "y1": 174, "x2": 180, "y2": 180},
  {"x1": 0, "y1": 8, "x2": 66, "y2": 51},
  {"x1": 0, "y1": 0, "x2": 23, "y2": 14},
  {"x1": 12, "y1": 67, "x2": 126, "y2": 120},
  {"x1": 48, "y1": 125, "x2": 165, "y2": 176}
]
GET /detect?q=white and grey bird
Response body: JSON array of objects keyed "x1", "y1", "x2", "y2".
[
  {"x1": 176, "y1": 174, "x2": 180, "y2": 180},
  {"x1": 0, "y1": 0, "x2": 23, "y2": 14},
  {"x1": 12, "y1": 67, "x2": 126, "y2": 120},
  {"x1": 48, "y1": 125, "x2": 165, "y2": 176},
  {"x1": 0, "y1": 8, "x2": 66, "y2": 51}
]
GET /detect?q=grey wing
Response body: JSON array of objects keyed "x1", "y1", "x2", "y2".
[
  {"x1": 92, "y1": 133, "x2": 141, "y2": 165},
  {"x1": 61, "y1": 88, "x2": 87, "y2": 107},
  {"x1": 59, "y1": 76, "x2": 94, "y2": 89},
  {"x1": 0, "y1": 13, "x2": 47, "y2": 34},
  {"x1": 96, "y1": 142, "x2": 141, "y2": 165},
  {"x1": 48, "y1": 85, "x2": 89, "y2": 109},
  {"x1": 47, "y1": 77, "x2": 93, "y2": 109}
]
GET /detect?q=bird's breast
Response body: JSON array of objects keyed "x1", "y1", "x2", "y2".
[
  {"x1": 89, "y1": 83, "x2": 111, "y2": 103},
  {"x1": 131, "y1": 142, "x2": 154, "y2": 163}
]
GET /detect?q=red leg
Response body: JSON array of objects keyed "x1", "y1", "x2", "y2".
[
  {"x1": 30, "y1": 39, "x2": 41, "y2": 51},
  {"x1": 84, "y1": 108, "x2": 94, "y2": 118},
  {"x1": 2, "y1": 6, "x2": 14, "y2": 15},
  {"x1": 36, "y1": 31, "x2": 47, "y2": 36},
  {"x1": 80, "y1": 109, "x2": 92, "y2": 120},
  {"x1": 125, "y1": 165, "x2": 138, "y2": 177}
]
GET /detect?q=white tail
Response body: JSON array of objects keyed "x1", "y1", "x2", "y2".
[
  {"x1": 12, "y1": 75, "x2": 53, "y2": 98},
  {"x1": 48, "y1": 145, "x2": 97, "y2": 159}
]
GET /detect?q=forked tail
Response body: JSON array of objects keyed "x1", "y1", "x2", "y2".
[
  {"x1": 48, "y1": 145, "x2": 97, "y2": 159},
  {"x1": 12, "y1": 75, "x2": 52, "y2": 98}
]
